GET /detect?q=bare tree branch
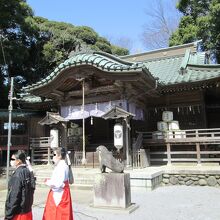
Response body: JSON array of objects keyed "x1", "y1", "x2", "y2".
[
  {"x1": 141, "y1": 0, "x2": 181, "y2": 50},
  {"x1": 105, "y1": 35, "x2": 134, "y2": 51}
]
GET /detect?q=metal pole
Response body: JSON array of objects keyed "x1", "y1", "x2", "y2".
[
  {"x1": 81, "y1": 79, "x2": 87, "y2": 165},
  {"x1": 125, "y1": 118, "x2": 130, "y2": 167},
  {"x1": 6, "y1": 77, "x2": 14, "y2": 184}
]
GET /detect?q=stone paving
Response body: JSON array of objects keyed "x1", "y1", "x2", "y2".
[
  {"x1": 1, "y1": 165, "x2": 220, "y2": 219},
  {"x1": 1, "y1": 179, "x2": 220, "y2": 219}
]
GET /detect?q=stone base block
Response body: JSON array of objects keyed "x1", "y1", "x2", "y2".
[
  {"x1": 93, "y1": 173, "x2": 131, "y2": 208},
  {"x1": 90, "y1": 203, "x2": 139, "y2": 214}
]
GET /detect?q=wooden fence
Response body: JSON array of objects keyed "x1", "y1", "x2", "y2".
[
  {"x1": 71, "y1": 151, "x2": 99, "y2": 167},
  {"x1": 137, "y1": 128, "x2": 220, "y2": 165},
  {"x1": 132, "y1": 149, "x2": 150, "y2": 168},
  {"x1": 30, "y1": 137, "x2": 52, "y2": 164}
]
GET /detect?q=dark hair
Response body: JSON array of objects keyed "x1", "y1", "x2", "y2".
[
  {"x1": 13, "y1": 150, "x2": 26, "y2": 163},
  {"x1": 54, "y1": 147, "x2": 66, "y2": 160}
]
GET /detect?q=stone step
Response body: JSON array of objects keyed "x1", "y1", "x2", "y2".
[
  {"x1": 32, "y1": 150, "x2": 50, "y2": 153},
  {"x1": 34, "y1": 167, "x2": 96, "y2": 186},
  {"x1": 33, "y1": 153, "x2": 51, "y2": 156},
  {"x1": 33, "y1": 159, "x2": 50, "y2": 162},
  {"x1": 29, "y1": 165, "x2": 165, "y2": 191},
  {"x1": 36, "y1": 182, "x2": 93, "y2": 190},
  {"x1": 171, "y1": 162, "x2": 220, "y2": 166},
  {"x1": 35, "y1": 175, "x2": 94, "y2": 182}
]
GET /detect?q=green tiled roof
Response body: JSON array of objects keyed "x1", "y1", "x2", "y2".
[
  {"x1": 18, "y1": 93, "x2": 52, "y2": 103},
  {"x1": 183, "y1": 64, "x2": 220, "y2": 83},
  {"x1": 143, "y1": 51, "x2": 220, "y2": 85},
  {"x1": 22, "y1": 47, "x2": 220, "y2": 95},
  {"x1": 23, "y1": 51, "x2": 148, "y2": 92},
  {"x1": 144, "y1": 55, "x2": 183, "y2": 85}
]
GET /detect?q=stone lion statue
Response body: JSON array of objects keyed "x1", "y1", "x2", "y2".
[{"x1": 96, "y1": 145, "x2": 124, "y2": 173}]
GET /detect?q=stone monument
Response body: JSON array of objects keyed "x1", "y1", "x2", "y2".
[
  {"x1": 96, "y1": 145, "x2": 124, "y2": 173},
  {"x1": 93, "y1": 145, "x2": 138, "y2": 213}
]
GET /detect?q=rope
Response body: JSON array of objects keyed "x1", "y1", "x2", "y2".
[
  {"x1": 32, "y1": 203, "x2": 99, "y2": 220},
  {"x1": 75, "y1": 211, "x2": 99, "y2": 220}
]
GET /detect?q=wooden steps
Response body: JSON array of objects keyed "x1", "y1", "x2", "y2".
[{"x1": 31, "y1": 147, "x2": 52, "y2": 165}]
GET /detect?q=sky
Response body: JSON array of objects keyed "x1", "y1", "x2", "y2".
[{"x1": 26, "y1": 0, "x2": 180, "y2": 54}]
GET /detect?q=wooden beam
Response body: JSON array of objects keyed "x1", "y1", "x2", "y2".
[
  {"x1": 61, "y1": 93, "x2": 120, "y2": 106},
  {"x1": 201, "y1": 158, "x2": 220, "y2": 162},
  {"x1": 66, "y1": 85, "x2": 117, "y2": 99},
  {"x1": 50, "y1": 89, "x2": 65, "y2": 98},
  {"x1": 53, "y1": 89, "x2": 64, "y2": 96}
]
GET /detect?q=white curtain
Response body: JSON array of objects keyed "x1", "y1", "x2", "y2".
[{"x1": 61, "y1": 100, "x2": 144, "y2": 120}]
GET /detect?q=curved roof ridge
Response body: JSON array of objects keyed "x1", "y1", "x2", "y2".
[
  {"x1": 121, "y1": 41, "x2": 200, "y2": 58},
  {"x1": 94, "y1": 51, "x2": 137, "y2": 66},
  {"x1": 143, "y1": 54, "x2": 184, "y2": 63},
  {"x1": 187, "y1": 63, "x2": 220, "y2": 68},
  {"x1": 22, "y1": 51, "x2": 146, "y2": 92}
]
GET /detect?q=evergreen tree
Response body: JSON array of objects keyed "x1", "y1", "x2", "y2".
[
  {"x1": 169, "y1": 0, "x2": 220, "y2": 63},
  {"x1": 0, "y1": 1, "x2": 129, "y2": 108}
]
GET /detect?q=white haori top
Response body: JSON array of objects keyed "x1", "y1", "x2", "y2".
[{"x1": 46, "y1": 160, "x2": 69, "y2": 206}]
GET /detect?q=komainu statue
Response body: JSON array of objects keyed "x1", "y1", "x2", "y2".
[{"x1": 96, "y1": 145, "x2": 124, "y2": 173}]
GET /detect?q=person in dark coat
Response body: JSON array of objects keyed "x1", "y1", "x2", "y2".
[{"x1": 5, "y1": 150, "x2": 35, "y2": 220}]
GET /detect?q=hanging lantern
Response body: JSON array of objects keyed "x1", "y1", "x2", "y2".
[{"x1": 114, "y1": 124, "x2": 123, "y2": 150}]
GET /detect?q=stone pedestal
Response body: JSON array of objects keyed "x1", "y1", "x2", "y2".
[{"x1": 93, "y1": 173, "x2": 131, "y2": 208}]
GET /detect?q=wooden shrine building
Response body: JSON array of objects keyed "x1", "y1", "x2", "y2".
[{"x1": 1, "y1": 41, "x2": 220, "y2": 166}]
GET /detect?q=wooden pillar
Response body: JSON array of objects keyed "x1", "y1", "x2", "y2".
[
  {"x1": 31, "y1": 148, "x2": 34, "y2": 165},
  {"x1": 196, "y1": 143, "x2": 201, "y2": 165},
  {"x1": 61, "y1": 122, "x2": 67, "y2": 149},
  {"x1": 0, "y1": 149, "x2": 2, "y2": 166},
  {"x1": 47, "y1": 147, "x2": 51, "y2": 165},
  {"x1": 200, "y1": 90, "x2": 207, "y2": 127},
  {"x1": 125, "y1": 117, "x2": 131, "y2": 167},
  {"x1": 166, "y1": 143, "x2": 171, "y2": 165},
  {"x1": 27, "y1": 118, "x2": 30, "y2": 155}
]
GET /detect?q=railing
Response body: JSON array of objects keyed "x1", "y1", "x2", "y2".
[
  {"x1": 72, "y1": 150, "x2": 149, "y2": 168},
  {"x1": 72, "y1": 151, "x2": 83, "y2": 166},
  {"x1": 132, "y1": 149, "x2": 150, "y2": 168},
  {"x1": 29, "y1": 137, "x2": 52, "y2": 164},
  {"x1": 136, "y1": 128, "x2": 220, "y2": 165},
  {"x1": 132, "y1": 133, "x2": 143, "y2": 151},
  {"x1": 30, "y1": 137, "x2": 52, "y2": 148},
  {"x1": 132, "y1": 150, "x2": 141, "y2": 168},
  {"x1": 149, "y1": 150, "x2": 220, "y2": 161},
  {"x1": 29, "y1": 137, "x2": 100, "y2": 167},
  {"x1": 71, "y1": 151, "x2": 99, "y2": 167},
  {"x1": 138, "y1": 128, "x2": 220, "y2": 144}
]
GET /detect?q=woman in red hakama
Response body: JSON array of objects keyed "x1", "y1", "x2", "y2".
[
  {"x1": 42, "y1": 148, "x2": 74, "y2": 220},
  {"x1": 11, "y1": 212, "x2": 32, "y2": 220}
]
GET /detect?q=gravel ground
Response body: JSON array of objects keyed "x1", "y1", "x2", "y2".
[{"x1": 7, "y1": 185, "x2": 220, "y2": 220}]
